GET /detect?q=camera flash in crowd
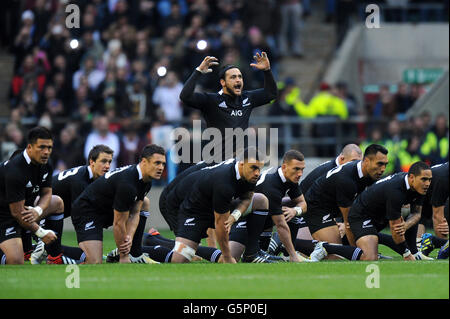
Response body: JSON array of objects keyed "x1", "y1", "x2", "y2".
[
  {"x1": 69, "y1": 39, "x2": 79, "y2": 49},
  {"x1": 157, "y1": 66, "x2": 167, "y2": 77},
  {"x1": 196, "y1": 40, "x2": 208, "y2": 51}
]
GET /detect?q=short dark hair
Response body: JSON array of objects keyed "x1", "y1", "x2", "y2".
[
  {"x1": 88, "y1": 144, "x2": 114, "y2": 163},
  {"x1": 363, "y1": 144, "x2": 388, "y2": 158},
  {"x1": 408, "y1": 161, "x2": 431, "y2": 176},
  {"x1": 27, "y1": 126, "x2": 53, "y2": 145},
  {"x1": 140, "y1": 144, "x2": 165, "y2": 160},
  {"x1": 236, "y1": 146, "x2": 265, "y2": 163},
  {"x1": 219, "y1": 64, "x2": 239, "y2": 80},
  {"x1": 282, "y1": 150, "x2": 304, "y2": 163}
]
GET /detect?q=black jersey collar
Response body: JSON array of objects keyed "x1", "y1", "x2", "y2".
[
  {"x1": 87, "y1": 166, "x2": 94, "y2": 179},
  {"x1": 137, "y1": 164, "x2": 143, "y2": 180},
  {"x1": 357, "y1": 161, "x2": 364, "y2": 178},
  {"x1": 404, "y1": 174, "x2": 411, "y2": 190},
  {"x1": 278, "y1": 167, "x2": 287, "y2": 183},
  {"x1": 235, "y1": 161, "x2": 241, "y2": 180},
  {"x1": 23, "y1": 149, "x2": 32, "y2": 164}
]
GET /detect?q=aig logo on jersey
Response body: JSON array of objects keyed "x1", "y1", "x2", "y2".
[{"x1": 230, "y1": 110, "x2": 243, "y2": 117}]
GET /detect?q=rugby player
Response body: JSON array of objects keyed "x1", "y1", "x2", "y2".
[
  {"x1": 29, "y1": 145, "x2": 114, "y2": 264},
  {"x1": 71, "y1": 144, "x2": 165, "y2": 264},
  {"x1": 348, "y1": 161, "x2": 433, "y2": 261},
  {"x1": 0, "y1": 127, "x2": 60, "y2": 264},
  {"x1": 303, "y1": 144, "x2": 388, "y2": 245},
  {"x1": 138, "y1": 159, "x2": 252, "y2": 263},
  {"x1": 179, "y1": 53, "x2": 277, "y2": 163},
  {"x1": 228, "y1": 150, "x2": 365, "y2": 262},
  {"x1": 152, "y1": 147, "x2": 264, "y2": 263},
  {"x1": 267, "y1": 144, "x2": 363, "y2": 255},
  {"x1": 420, "y1": 162, "x2": 449, "y2": 257}
]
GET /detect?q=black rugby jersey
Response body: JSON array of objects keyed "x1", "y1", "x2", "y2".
[
  {"x1": 300, "y1": 157, "x2": 339, "y2": 194},
  {"x1": 429, "y1": 162, "x2": 449, "y2": 207},
  {"x1": 52, "y1": 165, "x2": 94, "y2": 216},
  {"x1": 179, "y1": 159, "x2": 256, "y2": 216},
  {"x1": 305, "y1": 160, "x2": 375, "y2": 217},
  {"x1": 0, "y1": 150, "x2": 53, "y2": 222},
  {"x1": 72, "y1": 164, "x2": 151, "y2": 217},
  {"x1": 350, "y1": 173, "x2": 425, "y2": 224},
  {"x1": 255, "y1": 167, "x2": 302, "y2": 215},
  {"x1": 179, "y1": 69, "x2": 277, "y2": 160}
]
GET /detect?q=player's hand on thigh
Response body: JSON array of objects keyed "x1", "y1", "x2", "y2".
[
  {"x1": 282, "y1": 206, "x2": 295, "y2": 222},
  {"x1": 392, "y1": 220, "x2": 406, "y2": 236},
  {"x1": 436, "y1": 221, "x2": 449, "y2": 236},
  {"x1": 21, "y1": 206, "x2": 39, "y2": 223},
  {"x1": 224, "y1": 215, "x2": 235, "y2": 233}
]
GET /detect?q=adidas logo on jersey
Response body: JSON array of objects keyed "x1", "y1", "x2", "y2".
[
  {"x1": 362, "y1": 220, "x2": 373, "y2": 228},
  {"x1": 5, "y1": 227, "x2": 16, "y2": 236},
  {"x1": 322, "y1": 214, "x2": 332, "y2": 223},
  {"x1": 184, "y1": 218, "x2": 196, "y2": 226},
  {"x1": 218, "y1": 101, "x2": 227, "y2": 108},
  {"x1": 26, "y1": 181, "x2": 33, "y2": 188},
  {"x1": 85, "y1": 221, "x2": 95, "y2": 231}
]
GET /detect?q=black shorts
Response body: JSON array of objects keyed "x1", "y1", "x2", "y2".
[
  {"x1": 71, "y1": 200, "x2": 112, "y2": 243},
  {"x1": 160, "y1": 191, "x2": 180, "y2": 235},
  {"x1": 0, "y1": 220, "x2": 22, "y2": 244},
  {"x1": 302, "y1": 205, "x2": 338, "y2": 235},
  {"x1": 348, "y1": 208, "x2": 387, "y2": 242},
  {"x1": 229, "y1": 217, "x2": 249, "y2": 245},
  {"x1": 176, "y1": 210, "x2": 214, "y2": 244}
]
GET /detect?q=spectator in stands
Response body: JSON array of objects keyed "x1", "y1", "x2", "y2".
[
  {"x1": 0, "y1": 123, "x2": 26, "y2": 161},
  {"x1": 372, "y1": 84, "x2": 396, "y2": 118},
  {"x1": 12, "y1": 10, "x2": 36, "y2": 72},
  {"x1": 310, "y1": 82, "x2": 348, "y2": 156},
  {"x1": 10, "y1": 54, "x2": 47, "y2": 108},
  {"x1": 84, "y1": 115, "x2": 120, "y2": 169},
  {"x1": 384, "y1": 119, "x2": 408, "y2": 175},
  {"x1": 118, "y1": 120, "x2": 149, "y2": 167},
  {"x1": 420, "y1": 113, "x2": 449, "y2": 165},
  {"x1": 96, "y1": 68, "x2": 130, "y2": 117},
  {"x1": 52, "y1": 124, "x2": 84, "y2": 173},
  {"x1": 277, "y1": 0, "x2": 304, "y2": 58},
  {"x1": 152, "y1": 71, "x2": 184, "y2": 124},
  {"x1": 72, "y1": 55, "x2": 105, "y2": 91},
  {"x1": 395, "y1": 82, "x2": 414, "y2": 114},
  {"x1": 397, "y1": 135, "x2": 424, "y2": 172}
]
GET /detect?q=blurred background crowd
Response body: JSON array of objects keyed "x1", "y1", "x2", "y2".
[{"x1": 0, "y1": 0, "x2": 448, "y2": 183}]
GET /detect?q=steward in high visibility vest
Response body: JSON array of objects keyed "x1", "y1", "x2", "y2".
[
  {"x1": 398, "y1": 136, "x2": 424, "y2": 172},
  {"x1": 420, "y1": 114, "x2": 449, "y2": 165},
  {"x1": 308, "y1": 83, "x2": 348, "y2": 120}
]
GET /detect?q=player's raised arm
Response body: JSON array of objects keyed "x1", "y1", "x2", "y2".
[{"x1": 179, "y1": 56, "x2": 219, "y2": 108}]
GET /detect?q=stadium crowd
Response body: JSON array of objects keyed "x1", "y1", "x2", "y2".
[
  {"x1": 0, "y1": 1, "x2": 448, "y2": 267},
  {"x1": 0, "y1": 0, "x2": 448, "y2": 180}
]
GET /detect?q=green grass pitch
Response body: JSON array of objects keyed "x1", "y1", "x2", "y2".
[{"x1": 0, "y1": 229, "x2": 448, "y2": 299}]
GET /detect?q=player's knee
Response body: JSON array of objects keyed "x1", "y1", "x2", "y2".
[
  {"x1": 50, "y1": 195, "x2": 64, "y2": 214},
  {"x1": 253, "y1": 193, "x2": 269, "y2": 210}
]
